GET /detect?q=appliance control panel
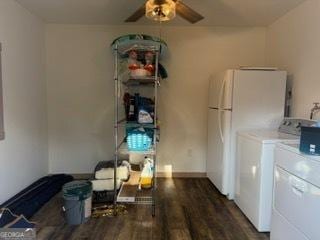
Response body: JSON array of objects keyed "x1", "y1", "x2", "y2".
[{"x1": 279, "y1": 118, "x2": 317, "y2": 135}]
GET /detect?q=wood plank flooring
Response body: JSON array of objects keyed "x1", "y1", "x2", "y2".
[{"x1": 32, "y1": 178, "x2": 269, "y2": 240}]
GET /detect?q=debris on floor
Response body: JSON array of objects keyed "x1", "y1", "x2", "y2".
[{"x1": 92, "y1": 204, "x2": 128, "y2": 218}]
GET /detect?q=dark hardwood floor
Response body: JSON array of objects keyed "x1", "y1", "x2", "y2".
[{"x1": 32, "y1": 178, "x2": 269, "y2": 240}]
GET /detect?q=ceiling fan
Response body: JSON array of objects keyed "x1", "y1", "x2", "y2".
[{"x1": 125, "y1": 0, "x2": 204, "y2": 24}]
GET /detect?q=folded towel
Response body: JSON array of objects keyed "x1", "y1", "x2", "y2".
[
  {"x1": 91, "y1": 179, "x2": 121, "y2": 192},
  {"x1": 95, "y1": 161, "x2": 130, "y2": 180}
]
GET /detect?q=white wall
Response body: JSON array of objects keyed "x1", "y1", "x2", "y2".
[
  {"x1": 266, "y1": 0, "x2": 320, "y2": 118},
  {"x1": 46, "y1": 24, "x2": 266, "y2": 174},
  {"x1": 0, "y1": 0, "x2": 47, "y2": 204}
]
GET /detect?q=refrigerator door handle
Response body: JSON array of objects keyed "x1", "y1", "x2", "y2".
[
  {"x1": 218, "y1": 109, "x2": 224, "y2": 143},
  {"x1": 218, "y1": 78, "x2": 226, "y2": 143}
]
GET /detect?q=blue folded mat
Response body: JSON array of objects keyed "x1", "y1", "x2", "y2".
[
  {"x1": 0, "y1": 209, "x2": 16, "y2": 227},
  {"x1": 0, "y1": 174, "x2": 73, "y2": 219},
  {"x1": 5, "y1": 215, "x2": 35, "y2": 228},
  {"x1": 0, "y1": 209, "x2": 35, "y2": 228}
]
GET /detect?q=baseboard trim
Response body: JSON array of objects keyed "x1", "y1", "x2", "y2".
[
  {"x1": 70, "y1": 172, "x2": 207, "y2": 179},
  {"x1": 157, "y1": 172, "x2": 207, "y2": 178}
]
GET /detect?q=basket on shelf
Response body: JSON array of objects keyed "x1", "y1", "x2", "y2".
[{"x1": 126, "y1": 126, "x2": 153, "y2": 151}]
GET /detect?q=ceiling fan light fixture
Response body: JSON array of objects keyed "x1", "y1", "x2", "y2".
[{"x1": 145, "y1": 0, "x2": 176, "y2": 22}]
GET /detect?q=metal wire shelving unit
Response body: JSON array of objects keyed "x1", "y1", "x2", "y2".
[{"x1": 113, "y1": 42, "x2": 161, "y2": 217}]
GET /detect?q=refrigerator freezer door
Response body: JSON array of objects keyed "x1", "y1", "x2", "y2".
[
  {"x1": 232, "y1": 70, "x2": 286, "y2": 130},
  {"x1": 209, "y1": 70, "x2": 234, "y2": 109},
  {"x1": 207, "y1": 108, "x2": 232, "y2": 195}
]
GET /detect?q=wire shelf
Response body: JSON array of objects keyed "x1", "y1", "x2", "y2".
[
  {"x1": 113, "y1": 41, "x2": 160, "y2": 216},
  {"x1": 117, "y1": 171, "x2": 154, "y2": 205},
  {"x1": 118, "y1": 142, "x2": 156, "y2": 156}
]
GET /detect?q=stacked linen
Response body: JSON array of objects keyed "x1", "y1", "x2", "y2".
[
  {"x1": 95, "y1": 163, "x2": 130, "y2": 181},
  {"x1": 91, "y1": 160, "x2": 130, "y2": 203},
  {"x1": 91, "y1": 179, "x2": 122, "y2": 192}
]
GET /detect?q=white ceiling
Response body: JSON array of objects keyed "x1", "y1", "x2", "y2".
[{"x1": 16, "y1": 0, "x2": 306, "y2": 26}]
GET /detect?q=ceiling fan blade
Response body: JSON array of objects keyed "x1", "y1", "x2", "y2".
[
  {"x1": 175, "y1": 1, "x2": 204, "y2": 24},
  {"x1": 125, "y1": 4, "x2": 146, "y2": 22}
]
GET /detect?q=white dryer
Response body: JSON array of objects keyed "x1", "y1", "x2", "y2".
[
  {"x1": 272, "y1": 143, "x2": 320, "y2": 240},
  {"x1": 235, "y1": 118, "x2": 316, "y2": 232}
]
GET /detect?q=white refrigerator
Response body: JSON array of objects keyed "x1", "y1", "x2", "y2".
[{"x1": 207, "y1": 69, "x2": 286, "y2": 200}]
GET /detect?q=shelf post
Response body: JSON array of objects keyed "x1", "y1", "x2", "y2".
[
  {"x1": 152, "y1": 46, "x2": 160, "y2": 217},
  {"x1": 113, "y1": 44, "x2": 119, "y2": 210}
]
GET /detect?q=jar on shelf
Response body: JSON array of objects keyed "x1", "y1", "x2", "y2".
[
  {"x1": 128, "y1": 50, "x2": 139, "y2": 71},
  {"x1": 144, "y1": 51, "x2": 155, "y2": 75}
]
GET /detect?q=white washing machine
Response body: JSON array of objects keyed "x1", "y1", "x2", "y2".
[
  {"x1": 235, "y1": 118, "x2": 316, "y2": 232},
  {"x1": 271, "y1": 143, "x2": 320, "y2": 240}
]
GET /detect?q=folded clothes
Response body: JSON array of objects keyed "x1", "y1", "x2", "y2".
[
  {"x1": 91, "y1": 179, "x2": 121, "y2": 192},
  {"x1": 95, "y1": 161, "x2": 130, "y2": 180}
]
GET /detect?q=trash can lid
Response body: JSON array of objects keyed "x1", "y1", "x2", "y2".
[{"x1": 63, "y1": 181, "x2": 92, "y2": 200}]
